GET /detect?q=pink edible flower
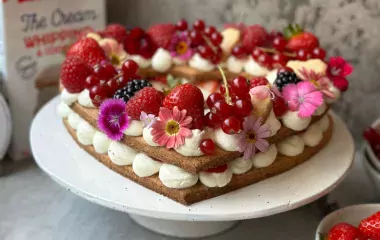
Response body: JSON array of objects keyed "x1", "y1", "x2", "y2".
[
  {"x1": 99, "y1": 38, "x2": 128, "y2": 67},
  {"x1": 298, "y1": 67, "x2": 335, "y2": 99},
  {"x1": 151, "y1": 106, "x2": 193, "y2": 149},
  {"x1": 282, "y1": 81, "x2": 324, "y2": 118},
  {"x1": 169, "y1": 32, "x2": 193, "y2": 60},
  {"x1": 237, "y1": 116, "x2": 271, "y2": 160},
  {"x1": 327, "y1": 56, "x2": 353, "y2": 92},
  {"x1": 98, "y1": 99, "x2": 129, "y2": 141}
]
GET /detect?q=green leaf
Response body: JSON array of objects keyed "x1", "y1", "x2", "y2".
[
  {"x1": 283, "y1": 25, "x2": 294, "y2": 40},
  {"x1": 166, "y1": 74, "x2": 180, "y2": 88}
]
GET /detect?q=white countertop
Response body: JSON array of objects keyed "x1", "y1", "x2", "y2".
[{"x1": 0, "y1": 152, "x2": 378, "y2": 240}]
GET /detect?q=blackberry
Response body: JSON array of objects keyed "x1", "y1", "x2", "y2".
[
  {"x1": 274, "y1": 71, "x2": 301, "y2": 91},
  {"x1": 113, "y1": 79, "x2": 152, "y2": 103}
]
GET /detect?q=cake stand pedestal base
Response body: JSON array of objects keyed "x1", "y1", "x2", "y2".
[{"x1": 129, "y1": 214, "x2": 237, "y2": 238}]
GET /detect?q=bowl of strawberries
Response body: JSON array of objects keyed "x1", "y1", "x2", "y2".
[
  {"x1": 363, "y1": 119, "x2": 380, "y2": 172},
  {"x1": 316, "y1": 204, "x2": 380, "y2": 240}
]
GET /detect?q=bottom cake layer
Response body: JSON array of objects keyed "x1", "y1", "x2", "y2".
[{"x1": 63, "y1": 115, "x2": 333, "y2": 205}]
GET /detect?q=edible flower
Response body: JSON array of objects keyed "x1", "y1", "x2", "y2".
[
  {"x1": 282, "y1": 81, "x2": 323, "y2": 118},
  {"x1": 99, "y1": 38, "x2": 128, "y2": 67},
  {"x1": 169, "y1": 33, "x2": 193, "y2": 60},
  {"x1": 98, "y1": 99, "x2": 129, "y2": 141},
  {"x1": 151, "y1": 106, "x2": 193, "y2": 149},
  {"x1": 298, "y1": 67, "x2": 335, "y2": 98},
  {"x1": 326, "y1": 56, "x2": 353, "y2": 92},
  {"x1": 140, "y1": 111, "x2": 156, "y2": 128},
  {"x1": 237, "y1": 116, "x2": 271, "y2": 160}
]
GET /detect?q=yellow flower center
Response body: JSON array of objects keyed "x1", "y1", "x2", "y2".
[
  {"x1": 245, "y1": 130, "x2": 256, "y2": 143},
  {"x1": 165, "y1": 120, "x2": 180, "y2": 135},
  {"x1": 310, "y1": 79, "x2": 319, "y2": 88},
  {"x1": 176, "y1": 41, "x2": 188, "y2": 55},
  {"x1": 110, "y1": 54, "x2": 120, "y2": 66}
]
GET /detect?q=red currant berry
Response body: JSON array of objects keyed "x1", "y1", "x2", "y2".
[
  {"x1": 116, "y1": 74, "x2": 128, "y2": 88},
  {"x1": 93, "y1": 62, "x2": 117, "y2": 80},
  {"x1": 205, "y1": 112, "x2": 222, "y2": 128},
  {"x1": 221, "y1": 116, "x2": 242, "y2": 134},
  {"x1": 232, "y1": 45, "x2": 246, "y2": 59},
  {"x1": 312, "y1": 47, "x2": 326, "y2": 60},
  {"x1": 193, "y1": 19, "x2": 205, "y2": 31},
  {"x1": 190, "y1": 30, "x2": 204, "y2": 46},
  {"x1": 234, "y1": 99, "x2": 252, "y2": 117},
  {"x1": 204, "y1": 26, "x2": 216, "y2": 37},
  {"x1": 192, "y1": 116, "x2": 205, "y2": 130},
  {"x1": 252, "y1": 47, "x2": 263, "y2": 60},
  {"x1": 198, "y1": 45, "x2": 213, "y2": 59},
  {"x1": 205, "y1": 164, "x2": 228, "y2": 173},
  {"x1": 257, "y1": 53, "x2": 272, "y2": 68},
  {"x1": 210, "y1": 32, "x2": 223, "y2": 45},
  {"x1": 176, "y1": 19, "x2": 188, "y2": 31},
  {"x1": 250, "y1": 76, "x2": 269, "y2": 88},
  {"x1": 296, "y1": 49, "x2": 311, "y2": 61},
  {"x1": 278, "y1": 66, "x2": 294, "y2": 74},
  {"x1": 210, "y1": 47, "x2": 223, "y2": 64},
  {"x1": 85, "y1": 75, "x2": 100, "y2": 89},
  {"x1": 231, "y1": 76, "x2": 249, "y2": 97},
  {"x1": 212, "y1": 100, "x2": 233, "y2": 117},
  {"x1": 89, "y1": 84, "x2": 108, "y2": 107},
  {"x1": 206, "y1": 92, "x2": 224, "y2": 108},
  {"x1": 122, "y1": 59, "x2": 139, "y2": 78},
  {"x1": 272, "y1": 37, "x2": 287, "y2": 51},
  {"x1": 272, "y1": 53, "x2": 289, "y2": 68},
  {"x1": 200, "y1": 139, "x2": 215, "y2": 154},
  {"x1": 106, "y1": 78, "x2": 120, "y2": 95},
  {"x1": 273, "y1": 96, "x2": 287, "y2": 117}
]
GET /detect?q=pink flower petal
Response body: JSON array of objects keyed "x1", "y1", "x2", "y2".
[
  {"x1": 166, "y1": 136, "x2": 176, "y2": 149},
  {"x1": 253, "y1": 117, "x2": 262, "y2": 132},
  {"x1": 172, "y1": 106, "x2": 181, "y2": 122},
  {"x1": 159, "y1": 107, "x2": 173, "y2": 121},
  {"x1": 255, "y1": 138, "x2": 269, "y2": 152},
  {"x1": 237, "y1": 136, "x2": 248, "y2": 151},
  {"x1": 243, "y1": 143, "x2": 255, "y2": 160},
  {"x1": 257, "y1": 128, "x2": 271, "y2": 139},
  {"x1": 256, "y1": 124, "x2": 270, "y2": 135},
  {"x1": 321, "y1": 89, "x2": 336, "y2": 99},
  {"x1": 249, "y1": 86, "x2": 270, "y2": 100},
  {"x1": 179, "y1": 127, "x2": 193, "y2": 138},
  {"x1": 243, "y1": 116, "x2": 255, "y2": 130},
  {"x1": 298, "y1": 101, "x2": 319, "y2": 118},
  {"x1": 304, "y1": 90, "x2": 323, "y2": 107},
  {"x1": 297, "y1": 81, "x2": 317, "y2": 96},
  {"x1": 180, "y1": 116, "x2": 192, "y2": 127},
  {"x1": 175, "y1": 134, "x2": 184, "y2": 148},
  {"x1": 287, "y1": 100, "x2": 300, "y2": 112},
  {"x1": 282, "y1": 83, "x2": 298, "y2": 102}
]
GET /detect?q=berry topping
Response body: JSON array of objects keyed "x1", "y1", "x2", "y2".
[
  {"x1": 257, "y1": 52, "x2": 272, "y2": 68},
  {"x1": 121, "y1": 59, "x2": 139, "y2": 78},
  {"x1": 252, "y1": 47, "x2": 264, "y2": 60},
  {"x1": 274, "y1": 70, "x2": 301, "y2": 91},
  {"x1": 103, "y1": 24, "x2": 128, "y2": 43},
  {"x1": 190, "y1": 30, "x2": 204, "y2": 46},
  {"x1": 176, "y1": 19, "x2": 188, "y2": 31},
  {"x1": 327, "y1": 223, "x2": 366, "y2": 240},
  {"x1": 295, "y1": 49, "x2": 311, "y2": 61},
  {"x1": 205, "y1": 112, "x2": 222, "y2": 129},
  {"x1": 272, "y1": 52, "x2": 289, "y2": 68},
  {"x1": 113, "y1": 79, "x2": 152, "y2": 103},
  {"x1": 147, "y1": 23, "x2": 176, "y2": 49},
  {"x1": 163, "y1": 84, "x2": 205, "y2": 129},
  {"x1": 231, "y1": 45, "x2": 246, "y2": 59},
  {"x1": 284, "y1": 24, "x2": 319, "y2": 51},
  {"x1": 67, "y1": 38, "x2": 107, "y2": 66},
  {"x1": 312, "y1": 47, "x2": 326, "y2": 60},
  {"x1": 272, "y1": 96, "x2": 287, "y2": 117},
  {"x1": 358, "y1": 211, "x2": 380, "y2": 239},
  {"x1": 93, "y1": 61, "x2": 117, "y2": 80},
  {"x1": 272, "y1": 36, "x2": 287, "y2": 51},
  {"x1": 221, "y1": 116, "x2": 242, "y2": 134},
  {"x1": 205, "y1": 164, "x2": 228, "y2": 173},
  {"x1": 250, "y1": 77, "x2": 269, "y2": 88},
  {"x1": 204, "y1": 26, "x2": 216, "y2": 37},
  {"x1": 233, "y1": 99, "x2": 252, "y2": 118},
  {"x1": 278, "y1": 66, "x2": 294, "y2": 74},
  {"x1": 85, "y1": 75, "x2": 100, "y2": 89},
  {"x1": 124, "y1": 27, "x2": 157, "y2": 59},
  {"x1": 60, "y1": 56, "x2": 92, "y2": 93},
  {"x1": 193, "y1": 19, "x2": 205, "y2": 31},
  {"x1": 126, "y1": 87, "x2": 163, "y2": 120},
  {"x1": 242, "y1": 25, "x2": 268, "y2": 52},
  {"x1": 210, "y1": 32, "x2": 223, "y2": 45},
  {"x1": 206, "y1": 92, "x2": 225, "y2": 108},
  {"x1": 212, "y1": 100, "x2": 233, "y2": 118},
  {"x1": 89, "y1": 83, "x2": 109, "y2": 107},
  {"x1": 200, "y1": 139, "x2": 215, "y2": 154}
]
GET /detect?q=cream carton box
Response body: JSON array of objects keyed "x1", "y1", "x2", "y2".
[{"x1": 0, "y1": 0, "x2": 106, "y2": 160}]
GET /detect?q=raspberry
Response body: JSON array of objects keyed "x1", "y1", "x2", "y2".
[
  {"x1": 242, "y1": 25, "x2": 268, "y2": 52},
  {"x1": 60, "y1": 56, "x2": 92, "y2": 93},
  {"x1": 126, "y1": 87, "x2": 162, "y2": 120},
  {"x1": 250, "y1": 77, "x2": 269, "y2": 88},
  {"x1": 272, "y1": 96, "x2": 287, "y2": 117},
  {"x1": 67, "y1": 38, "x2": 107, "y2": 66},
  {"x1": 103, "y1": 24, "x2": 128, "y2": 43},
  {"x1": 147, "y1": 23, "x2": 176, "y2": 49}
]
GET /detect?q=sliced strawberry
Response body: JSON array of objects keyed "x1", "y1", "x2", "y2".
[{"x1": 205, "y1": 164, "x2": 228, "y2": 173}]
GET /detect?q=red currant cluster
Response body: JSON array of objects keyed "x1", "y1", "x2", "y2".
[
  {"x1": 87, "y1": 60, "x2": 139, "y2": 107},
  {"x1": 205, "y1": 76, "x2": 253, "y2": 134},
  {"x1": 176, "y1": 19, "x2": 224, "y2": 64},
  {"x1": 123, "y1": 28, "x2": 157, "y2": 59}
]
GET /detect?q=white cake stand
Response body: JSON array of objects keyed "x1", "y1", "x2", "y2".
[{"x1": 30, "y1": 97, "x2": 355, "y2": 238}]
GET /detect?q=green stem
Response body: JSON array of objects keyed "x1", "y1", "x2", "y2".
[{"x1": 217, "y1": 66, "x2": 231, "y2": 104}]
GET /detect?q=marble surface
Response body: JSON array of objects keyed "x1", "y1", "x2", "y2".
[
  {"x1": 0, "y1": 152, "x2": 378, "y2": 240},
  {"x1": 106, "y1": 0, "x2": 380, "y2": 142}
]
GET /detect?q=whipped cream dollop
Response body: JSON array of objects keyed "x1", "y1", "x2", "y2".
[
  {"x1": 151, "y1": 48, "x2": 173, "y2": 72},
  {"x1": 266, "y1": 69, "x2": 278, "y2": 84},
  {"x1": 175, "y1": 129, "x2": 204, "y2": 156},
  {"x1": 132, "y1": 153, "x2": 162, "y2": 177},
  {"x1": 143, "y1": 127, "x2": 159, "y2": 147},
  {"x1": 301, "y1": 123, "x2": 323, "y2": 147},
  {"x1": 68, "y1": 113, "x2": 84, "y2": 130},
  {"x1": 214, "y1": 128, "x2": 239, "y2": 151},
  {"x1": 108, "y1": 141, "x2": 137, "y2": 166},
  {"x1": 228, "y1": 157, "x2": 253, "y2": 174},
  {"x1": 313, "y1": 102, "x2": 326, "y2": 116},
  {"x1": 129, "y1": 55, "x2": 151, "y2": 68},
  {"x1": 325, "y1": 85, "x2": 341, "y2": 104},
  {"x1": 316, "y1": 115, "x2": 330, "y2": 132},
  {"x1": 281, "y1": 110, "x2": 311, "y2": 131},
  {"x1": 226, "y1": 56, "x2": 246, "y2": 73},
  {"x1": 124, "y1": 120, "x2": 143, "y2": 136},
  {"x1": 61, "y1": 89, "x2": 79, "y2": 106},
  {"x1": 265, "y1": 110, "x2": 281, "y2": 136},
  {"x1": 252, "y1": 144, "x2": 278, "y2": 168},
  {"x1": 277, "y1": 135, "x2": 305, "y2": 157},
  {"x1": 93, "y1": 131, "x2": 112, "y2": 154},
  {"x1": 199, "y1": 168, "x2": 233, "y2": 188},
  {"x1": 244, "y1": 56, "x2": 270, "y2": 76},
  {"x1": 78, "y1": 89, "x2": 95, "y2": 108},
  {"x1": 159, "y1": 163, "x2": 198, "y2": 189},
  {"x1": 57, "y1": 102, "x2": 73, "y2": 118},
  {"x1": 189, "y1": 53, "x2": 215, "y2": 72},
  {"x1": 76, "y1": 121, "x2": 96, "y2": 145}
]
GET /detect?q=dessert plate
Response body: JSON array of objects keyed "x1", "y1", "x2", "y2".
[{"x1": 31, "y1": 97, "x2": 355, "y2": 238}]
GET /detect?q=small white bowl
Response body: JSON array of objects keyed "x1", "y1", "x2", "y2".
[
  {"x1": 362, "y1": 149, "x2": 380, "y2": 192},
  {"x1": 315, "y1": 204, "x2": 380, "y2": 239}
]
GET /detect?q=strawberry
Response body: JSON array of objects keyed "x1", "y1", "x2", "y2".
[
  {"x1": 147, "y1": 23, "x2": 176, "y2": 49},
  {"x1": 272, "y1": 96, "x2": 287, "y2": 117},
  {"x1": 359, "y1": 211, "x2": 380, "y2": 240},
  {"x1": 326, "y1": 223, "x2": 366, "y2": 240},
  {"x1": 103, "y1": 24, "x2": 128, "y2": 43},
  {"x1": 67, "y1": 38, "x2": 107, "y2": 66},
  {"x1": 250, "y1": 77, "x2": 269, "y2": 89},
  {"x1": 126, "y1": 87, "x2": 163, "y2": 120},
  {"x1": 196, "y1": 80, "x2": 220, "y2": 93},
  {"x1": 284, "y1": 24, "x2": 319, "y2": 51},
  {"x1": 60, "y1": 56, "x2": 92, "y2": 93},
  {"x1": 241, "y1": 25, "x2": 268, "y2": 52},
  {"x1": 163, "y1": 84, "x2": 205, "y2": 129}
]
